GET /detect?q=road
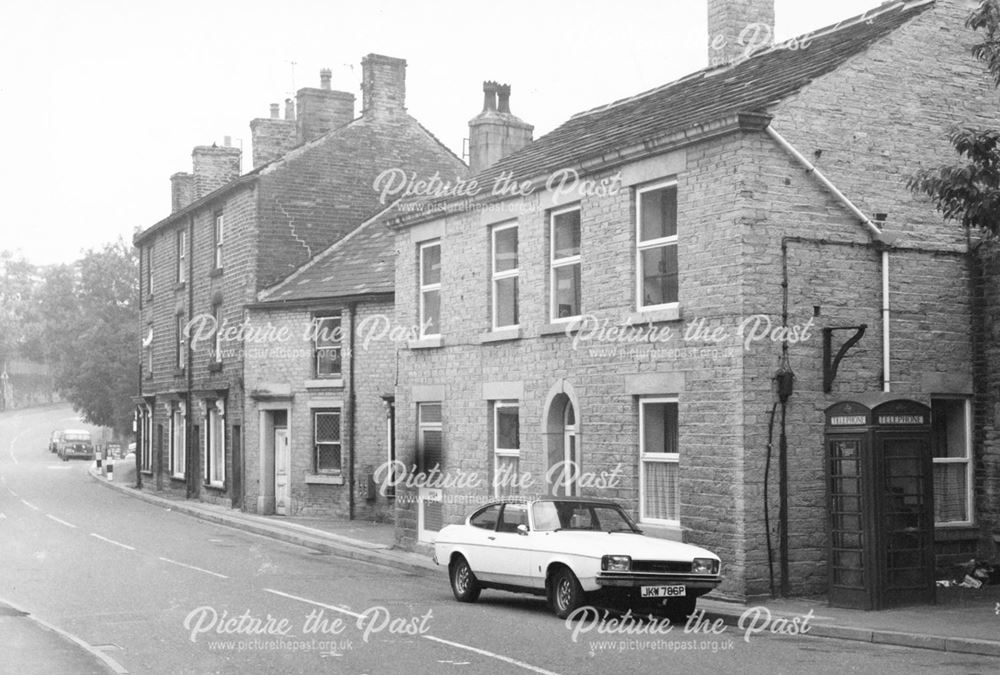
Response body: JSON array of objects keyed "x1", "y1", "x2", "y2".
[{"x1": 1, "y1": 404, "x2": 999, "y2": 674}]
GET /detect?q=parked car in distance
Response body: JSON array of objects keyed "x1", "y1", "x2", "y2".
[
  {"x1": 57, "y1": 429, "x2": 94, "y2": 461},
  {"x1": 433, "y1": 497, "x2": 722, "y2": 621},
  {"x1": 49, "y1": 430, "x2": 63, "y2": 453}
]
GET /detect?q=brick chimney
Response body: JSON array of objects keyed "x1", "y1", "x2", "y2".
[
  {"x1": 361, "y1": 54, "x2": 406, "y2": 119},
  {"x1": 296, "y1": 69, "x2": 355, "y2": 144},
  {"x1": 468, "y1": 81, "x2": 533, "y2": 175},
  {"x1": 707, "y1": 0, "x2": 774, "y2": 67},
  {"x1": 250, "y1": 102, "x2": 297, "y2": 168},
  {"x1": 170, "y1": 172, "x2": 194, "y2": 212},
  {"x1": 191, "y1": 145, "x2": 242, "y2": 198}
]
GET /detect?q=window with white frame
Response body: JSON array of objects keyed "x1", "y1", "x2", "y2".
[
  {"x1": 144, "y1": 325, "x2": 153, "y2": 375},
  {"x1": 177, "y1": 228, "x2": 187, "y2": 284},
  {"x1": 314, "y1": 314, "x2": 342, "y2": 377},
  {"x1": 550, "y1": 206, "x2": 581, "y2": 321},
  {"x1": 314, "y1": 409, "x2": 342, "y2": 474},
  {"x1": 213, "y1": 213, "x2": 224, "y2": 270},
  {"x1": 210, "y1": 304, "x2": 222, "y2": 363},
  {"x1": 931, "y1": 397, "x2": 972, "y2": 525},
  {"x1": 144, "y1": 245, "x2": 153, "y2": 296},
  {"x1": 419, "y1": 241, "x2": 441, "y2": 337},
  {"x1": 139, "y1": 405, "x2": 152, "y2": 472},
  {"x1": 417, "y1": 402, "x2": 443, "y2": 474},
  {"x1": 636, "y1": 182, "x2": 678, "y2": 310},
  {"x1": 491, "y1": 223, "x2": 519, "y2": 329},
  {"x1": 176, "y1": 314, "x2": 186, "y2": 370},
  {"x1": 493, "y1": 402, "x2": 520, "y2": 497},
  {"x1": 170, "y1": 402, "x2": 186, "y2": 479},
  {"x1": 203, "y1": 401, "x2": 225, "y2": 487},
  {"x1": 639, "y1": 397, "x2": 680, "y2": 526}
]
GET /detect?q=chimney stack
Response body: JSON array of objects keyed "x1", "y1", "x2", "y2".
[
  {"x1": 191, "y1": 145, "x2": 242, "y2": 198},
  {"x1": 296, "y1": 69, "x2": 355, "y2": 144},
  {"x1": 468, "y1": 81, "x2": 533, "y2": 175},
  {"x1": 361, "y1": 54, "x2": 407, "y2": 119},
  {"x1": 251, "y1": 102, "x2": 297, "y2": 168},
  {"x1": 707, "y1": 0, "x2": 774, "y2": 67},
  {"x1": 170, "y1": 172, "x2": 194, "y2": 213}
]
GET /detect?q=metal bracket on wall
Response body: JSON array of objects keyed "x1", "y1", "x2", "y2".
[{"x1": 823, "y1": 325, "x2": 867, "y2": 393}]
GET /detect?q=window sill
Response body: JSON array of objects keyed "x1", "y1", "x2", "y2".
[
  {"x1": 209, "y1": 267, "x2": 224, "y2": 278},
  {"x1": 638, "y1": 522, "x2": 684, "y2": 542},
  {"x1": 173, "y1": 282, "x2": 186, "y2": 292},
  {"x1": 934, "y1": 525, "x2": 978, "y2": 541},
  {"x1": 169, "y1": 475, "x2": 186, "y2": 483},
  {"x1": 145, "y1": 293, "x2": 154, "y2": 303},
  {"x1": 305, "y1": 378, "x2": 344, "y2": 389},
  {"x1": 627, "y1": 305, "x2": 682, "y2": 324},
  {"x1": 140, "y1": 470, "x2": 153, "y2": 477},
  {"x1": 172, "y1": 368, "x2": 186, "y2": 378},
  {"x1": 480, "y1": 327, "x2": 521, "y2": 344},
  {"x1": 305, "y1": 474, "x2": 344, "y2": 485},
  {"x1": 203, "y1": 482, "x2": 226, "y2": 491},
  {"x1": 408, "y1": 336, "x2": 443, "y2": 350},
  {"x1": 145, "y1": 371, "x2": 155, "y2": 380},
  {"x1": 540, "y1": 321, "x2": 578, "y2": 336},
  {"x1": 208, "y1": 361, "x2": 223, "y2": 373}
]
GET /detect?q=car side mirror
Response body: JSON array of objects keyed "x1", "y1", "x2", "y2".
[{"x1": 516, "y1": 524, "x2": 529, "y2": 536}]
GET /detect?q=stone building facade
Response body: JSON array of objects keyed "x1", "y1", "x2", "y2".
[
  {"x1": 134, "y1": 54, "x2": 467, "y2": 511},
  {"x1": 387, "y1": 0, "x2": 1000, "y2": 602}
]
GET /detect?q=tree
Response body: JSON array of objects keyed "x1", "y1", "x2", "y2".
[
  {"x1": 908, "y1": 1, "x2": 1000, "y2": 235},
  {"x1": 0, "y1": 250, "x2": 38, "y2": 365}
]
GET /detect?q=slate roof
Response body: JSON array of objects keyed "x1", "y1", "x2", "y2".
[
  {"x1": 397, "y1": 0, "x2": 934, "y2": 221},
  {"x1": 258, "y1": 209, "x2": 395, "y2": 304}
]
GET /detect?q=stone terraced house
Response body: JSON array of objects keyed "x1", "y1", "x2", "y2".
[
  {"x1": 133, "y1": 54, "x2": 467, "y2": 511},
  {"x1": 385, "y1": 0, "x2": 1000, "y2": 607}
]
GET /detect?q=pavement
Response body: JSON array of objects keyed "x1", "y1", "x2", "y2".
[{"x1": 79, "y1": 462, "x2": 1000, "y2": 661}]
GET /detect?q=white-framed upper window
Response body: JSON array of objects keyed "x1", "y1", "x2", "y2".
[
  {"x1": 170, "y1": 402, "x2": 186, "y2": 479},
  {"x1": 213, "y1": 213, "x2": 224, "y2": 270},
  {"x1": 211, "y1": 304, "x2": 222, "y2": 363},
  {"x1": 419, "y1": 241, "x2": 441, "y2": 337},
  {"x1": 639, "y1": 397, "x2": 680, "y2": 527},
  {"x1": 931, "y1": 397, "x2": 973, "y2": 526},
  {"x1": 493, "y1": 402, "x2": 520, "y2": 497},
  {"x1": 144, "y1": 244, "x2": 153, "y2": 296},
  {"x1": 550, "y1": 206, "x2": 581, "y2": 321},
  {"x1": 417, "y1": 402, "x2": 443, "y2": 474},
  {"x1": 176, "y1": 314, "x2": 186, "y2": 370},
  {"x1": 491, "y1": 222, "x2": 519, "y2": 330},
  {"x1": 204, "y1": 400, "x2": 225, "y2": 487},
  {"x1": 636, "y1": 181, "x2": 678, "y2": 310},
  {"x1": 313, "y1": 409, "x2": 342, "y2": 474},
  {"x1": 313, "y1": 314, "x2": 342, "y2": 377},
  {"x1": 177, "y1": 228, "x2": 188, "y2": 284}
]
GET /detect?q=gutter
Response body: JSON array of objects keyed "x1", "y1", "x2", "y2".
[{"x1": 765, "y1": 125, "x2": 892, "y2": 393}]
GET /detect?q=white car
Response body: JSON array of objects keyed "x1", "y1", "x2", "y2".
[{"x1": 433, "y1": 497, "x2": 722, "y2": 621}]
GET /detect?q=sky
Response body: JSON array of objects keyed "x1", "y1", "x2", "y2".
[{"x1": 0, "y1": 0, "x2": 899, "y2": 266}]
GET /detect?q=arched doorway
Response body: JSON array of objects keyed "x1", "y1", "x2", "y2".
[{"x1": 543, "y1": 381, "x2": 580, "y2": 496}]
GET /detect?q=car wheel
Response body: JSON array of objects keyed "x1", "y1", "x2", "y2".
[
  {"x1": 665, "y1": 596, "x2": 697, "y2": 624},
  {"x1": 449, "y1": 556, "x2": 481, "y2": 603},
  {"x1": 550, "y1": 568, "x2": 585, "y2": 619}
]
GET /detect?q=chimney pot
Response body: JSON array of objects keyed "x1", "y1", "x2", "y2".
[
  {"x1": 482, "y1": 81, "x2": 498, "y2": 112},
  {"x1": 223, "y1": 135, "x2": 232, "y2": 147},
  {"x1": 270, "y1": 103, "x2": 280, "y2": 119},
  {"x1": 285, "y1": 98, "x2": 296, "y2": 121},
  {"x1": 320, "y1": 68, "x2": 332, "y2": 90},
  {"x1": 496, "y1": 84, "x2": 511, "y2": 114}
]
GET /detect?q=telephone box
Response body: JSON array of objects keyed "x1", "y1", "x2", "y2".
[{"x1": 824, "y1": 400, "x2": 935, "y2": 610}]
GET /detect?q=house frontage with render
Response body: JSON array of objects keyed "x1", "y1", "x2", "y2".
[{"x1": 386, "y1": 0, "x2": 1000, "y2": 606}]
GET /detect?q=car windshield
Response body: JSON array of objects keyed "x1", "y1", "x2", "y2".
[{"x1": 531, "y1": 501, "x2": 640, "y2": 533}]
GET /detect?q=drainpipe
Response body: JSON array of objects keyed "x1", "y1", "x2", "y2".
[
  {"x1": 765, "y1": 126, "x2": 891, "y2": 391},
  {"x1": 348, "y1": 302, "x2": 357, "y2": 520}
]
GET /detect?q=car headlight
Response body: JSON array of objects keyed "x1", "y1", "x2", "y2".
[
  {"x1": 601, "y1": 555, "x2": 632, "y2": 572},
  {"x1": 692, "y1": 558, "x2": 719, "y2": 575}
]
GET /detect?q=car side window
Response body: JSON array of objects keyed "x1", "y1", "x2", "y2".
[
  {"x1": 498, "y1": 504, "x2": 528, "y2": 533},
  {"x1": 470, "y1": 504, "x2": 501, "y2": 530}
]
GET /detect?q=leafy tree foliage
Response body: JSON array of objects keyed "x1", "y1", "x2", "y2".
[{"x1": 908, "y1": 1, "x2": 1000, "y2": 236}]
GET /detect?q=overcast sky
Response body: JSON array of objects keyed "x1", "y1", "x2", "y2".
[{"x1": 1, "y1": 0, "x2": 902, "y2": 266}]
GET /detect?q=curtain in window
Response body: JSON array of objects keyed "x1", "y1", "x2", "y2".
[{"x1": 644, "y1": 461, "x2": 678, "y2": 521}]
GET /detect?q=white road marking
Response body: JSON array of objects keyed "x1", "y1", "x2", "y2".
[
  {"x1": 89, "y1": 533, "x2": 136, "y2": 551},
  {"x1": 21, "y1": 499, "x2": 40, "y2": 511},
  {"x1": 0, "y1": 595, "x2": 128, "y2": 674},
  {"x1": 46, "y1": 514, "x2": 77, "y2": 529},
  {"x1": 263, "y1": 588, "x2": 365, "y2": 620},
  {"x1": 422, "y1": 635, "x2": 563, "y2": 675},
  {"x1": 265, "y1": 588, "x2": 561, "y2": 675},
  {"x1": 8, "y1": 489, "x2": 18, "y2": 497},
  {"x1": 158, "y1": 556, "x2": 228, "y2": 579}
]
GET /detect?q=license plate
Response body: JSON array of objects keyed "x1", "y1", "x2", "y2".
[{"x1": 640, "y1": 585, "x2": 686, "y2": 598}]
